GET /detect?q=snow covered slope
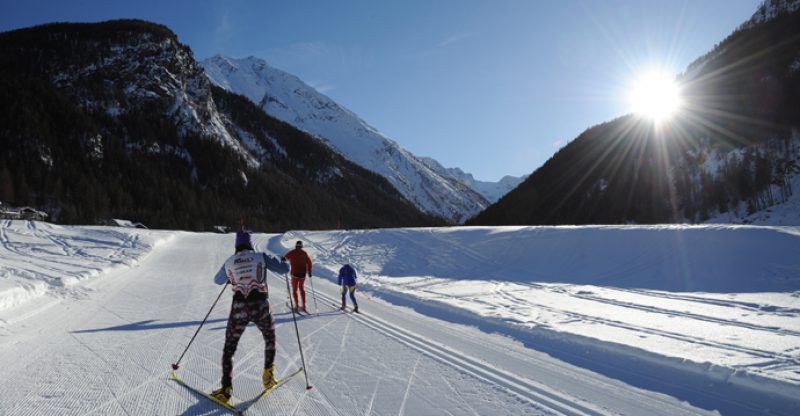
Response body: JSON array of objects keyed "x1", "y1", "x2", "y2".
[
  {"x1": 291, "y1": 225, "x2": 800, "y2": 414},
  {"x1": 201, "y1": 55, "x2": 495, "y2": 223},
  {"x1": 707, "y1": 169, "x2": 800, "y2": 225},
  {"x1": 0, "y1": 220, "x2": 172, "y2": 311},
  {"x1": 1, "y1": 221, "x2": 799, "y2": 415}
]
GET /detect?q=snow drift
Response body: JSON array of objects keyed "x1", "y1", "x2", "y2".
[{"x1": 0, "y1": 220, "x2": 171, "y2": 312}]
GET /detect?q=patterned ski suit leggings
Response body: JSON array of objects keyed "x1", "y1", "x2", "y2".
[{"x1": 221, "y1": 296, "x2": 275, "y2": 387}]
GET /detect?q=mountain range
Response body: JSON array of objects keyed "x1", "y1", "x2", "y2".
[
  {"x1": 201, "y1": 55, "x2": 524, "y2": 223},
  {"x1": 1, "y1": 0, "x2": 798, "y2": 229},
  {"x1": 0, "y1": 21, "x2": 524, "y2": 227},
  {"x1": 0, "y1": 20, "x2": 441, "y2": 230}
]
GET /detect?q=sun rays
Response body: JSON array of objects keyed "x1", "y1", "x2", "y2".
[{"x1": 627, "y1": 70, "x2": 683, "y2": 124}]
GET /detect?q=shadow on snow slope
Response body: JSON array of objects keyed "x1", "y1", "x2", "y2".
[{"x1": 285, "y1": 226, "x2": 800, "y2": 293}]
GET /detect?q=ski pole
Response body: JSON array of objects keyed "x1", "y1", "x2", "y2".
[
  {"x1": 359, "y1": 272, "x2": 373, "y2": 301},
  {"x1": 308, "y1": 274, "x2": 319, "y2": 314},
  {"x1": 284, "y1": 271, "x2": 313, "y2": 390},
  {"x1": 356, "y1": 285, "x2": 372, "y2": 301},
  {"x1": 171, "y1": 282, "x2": 229, "y2": 370}
]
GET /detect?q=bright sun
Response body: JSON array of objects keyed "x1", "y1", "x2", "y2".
[{"x1": 628, "y1": 70, "x2": 683, "y2": 123}]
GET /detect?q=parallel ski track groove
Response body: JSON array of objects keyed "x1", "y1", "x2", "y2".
[
  {"x1": 460, "y1": 285, "x2": 785, "y2": 416},
  {"x1": 398, "y1": 356, "x2": 421, "y2": 416},
  {"x1": 312, "y1": 291, "x2": 601, "y2": 416},
  {"x1": 607, "y1": 286, "x2": 800, "y2": 314},
  {"x1": 364, "y1": 378, "x2": 381, "y2": 416},
  {"x1": 320, "y1": 318, "x2": 352, "y2": 381},
  {"x1": 495, "y1": 288, "x2": 800, "y2": 363},
  {"x1": 566, "y1": 290, "x2": 800, "y2": 337},
  {"x1": 439, "y1": 372, "x2": 482, "y2": 416}
]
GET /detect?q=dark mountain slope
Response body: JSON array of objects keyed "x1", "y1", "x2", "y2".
[
  {"x1": 470, "y1": 4, "x2": 800, "y2": 226},
  {"x1": 0, "y1": 20, "x2": 440, "y2": 230}
]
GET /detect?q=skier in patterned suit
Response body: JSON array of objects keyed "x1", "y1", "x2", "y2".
[{"x1": 210, "y1": 229, "x2": 288, "y2": 403}]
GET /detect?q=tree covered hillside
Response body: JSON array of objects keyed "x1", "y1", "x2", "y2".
[
  {"x1": 470, "y1": 6, "x2": 800, "y2": 226},
  {"x1": 0, "y1": 20, "x2": 440, "y2": 231}
]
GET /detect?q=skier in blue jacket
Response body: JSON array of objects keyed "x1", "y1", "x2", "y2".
[{"x1": 337, "y1": 263, "x2": 359, "y2": 312}]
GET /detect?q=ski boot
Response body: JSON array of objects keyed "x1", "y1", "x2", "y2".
[
  {"x1": 340, "y1": 303, "x2": 347, "y2": 311},
  {"x1": 300, "y1": 305, "x2": 308, "y2": 313},
  {"x1": 353, "y1": 305, "x2": 359, "y2": 313},
  {"x1": 263, "y1": 365, "x2": 277, "y2": 390},
  {"x1": 210, "y1": 385, "x2": 232, "y2": 404}
]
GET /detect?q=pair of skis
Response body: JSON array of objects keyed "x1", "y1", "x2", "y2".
[
  {"x1": 335, "y1": 302, "x2": 360, "y2": 313},
  {"x1": 171, "y1": 367, "x2": 304, "y2": 415},
  {"x1": 286, "y1": 301, "x2": 312, "y2": 315}
]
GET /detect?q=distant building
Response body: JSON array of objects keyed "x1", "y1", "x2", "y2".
[
  {"x1": 19, "y1": 207, "x2": 49, "y2": 221},
  {"x1": 0, "y1": 209, "x2": 20, "y2": 220},
  {"x1": 0, "y1": 205, "x2": 48, "y2": 221}
]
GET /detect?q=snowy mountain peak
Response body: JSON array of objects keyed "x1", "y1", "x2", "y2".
[
  {"x1": 201, "y1": 55, "x2": 501, "y2": 223},
  {"x1": 741, "y1": 0, "x2": 800, "y2": 29},
  {"x1": 419, "y1": 157, "x2": 527, "y2": 203}
]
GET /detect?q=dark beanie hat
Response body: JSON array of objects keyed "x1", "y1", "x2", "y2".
[{"x1": 236, "y1": 230, "x2": 253, "y2": 250}]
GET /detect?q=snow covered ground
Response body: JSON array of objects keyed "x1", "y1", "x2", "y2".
[
  {"x1": 0, "y1": 221, "x2": 798, "y2": 415},
  {"x1": 0, "y1": 220, "x2": 172, "y2": 312},
  {"x1": 706, "y1": 172, "x2": 800, "y2": 226}
]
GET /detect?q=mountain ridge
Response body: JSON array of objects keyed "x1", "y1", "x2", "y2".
[
  {"x1": 469, "y1": 1, "x2": 800, "y2": 226},
  {"x1": 0, "y1": 19, "x2": 441, "y2": 230},
  {"x1": 201, "y1": 54, "x2": 522, "y2": 223}
]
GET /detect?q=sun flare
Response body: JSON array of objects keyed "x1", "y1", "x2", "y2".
[{"x1": 628, "y1": 70, "x2": 683, "y2": 123}]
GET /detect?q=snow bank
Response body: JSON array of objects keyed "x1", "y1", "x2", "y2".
[
  {"x1": 0, "y1": 220, "x2": 173, "y2": 312},
  {"x1": 707, "y1": 172, "x2": 800, "y2": 226},
  {"x1": 284, "y1": 225, "x2": 800, "y2": 398},
  {"x1": 290, "y1": 225, "x2": 800, "y2": 292}
]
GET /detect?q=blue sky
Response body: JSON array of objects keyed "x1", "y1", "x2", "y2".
[{"x1": 2, "y1": 0, "x2": 762, "y2": 181}]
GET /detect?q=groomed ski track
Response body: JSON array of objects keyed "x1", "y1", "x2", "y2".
[{"x1": 0, "y1": 230, "x2": 767, "y2": 415}]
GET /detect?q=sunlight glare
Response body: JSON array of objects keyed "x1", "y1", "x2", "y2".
[{"x1": 628, "y1": 70, "x2": 683, "y2": 123}]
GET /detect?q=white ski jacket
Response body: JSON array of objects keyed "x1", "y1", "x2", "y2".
[{"x1": 214, "y1": 250, "x2": 288, "y2": 297}]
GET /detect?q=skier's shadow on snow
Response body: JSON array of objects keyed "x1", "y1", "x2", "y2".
[
  {"x1": 72, "y1": 312, "x2": 341, "y2": 333},
  {"x1": 206, "y1": 311, "x2": 342, "y2": 331},
  {"x1": 72, "y1": 319, "x2": 228, "y2": 333},
  {"x1": 176, "y1": 387, "x2": 235, "y2": 416}
]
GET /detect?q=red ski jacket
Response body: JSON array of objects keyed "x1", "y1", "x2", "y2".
[{"x1": 284, "y1": 248, "x2": 312, "y2": 278}]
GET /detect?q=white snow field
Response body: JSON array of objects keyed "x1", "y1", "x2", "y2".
[
  {"x1": 0, "y1": 221, "x2": 798, "y2": 415},
  {"x1": 0, "y1": 220, "x2": 173, "y2": 312}
]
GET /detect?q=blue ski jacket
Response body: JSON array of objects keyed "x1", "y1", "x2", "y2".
[{"x1": 338, "y1": 264, "x2": 357, "y2": 286}]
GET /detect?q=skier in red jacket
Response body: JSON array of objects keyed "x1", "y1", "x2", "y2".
[{"x1": 282, "y1": 241, "x2": 312, "y2": 313}]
